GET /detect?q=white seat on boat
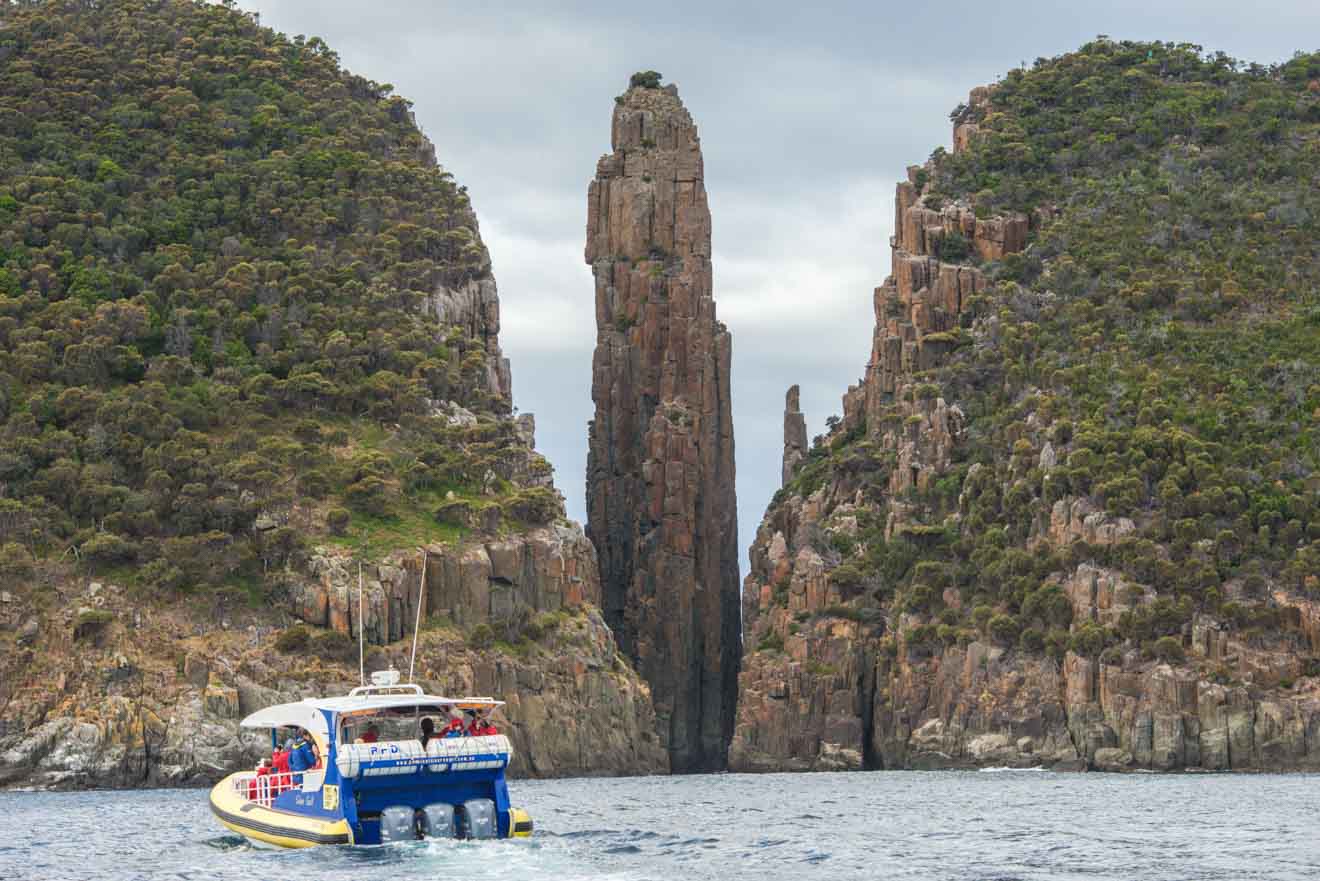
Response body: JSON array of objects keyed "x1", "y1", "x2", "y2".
[
  {"x1": 335, "y1": 739, "x2": 425, "y2": 779},
  {"x1": 425, "y1": 734, "x2": 511, "y2": 759}
]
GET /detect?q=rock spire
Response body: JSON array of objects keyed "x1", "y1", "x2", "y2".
[
  {"x1": 782, "y1": 385, "x2": 807, "y2": 487},
  {"x1": 585, "y1": 78, "x2": 740, "y2": 772}
]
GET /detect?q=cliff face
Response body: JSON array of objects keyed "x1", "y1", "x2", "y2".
[
  {"x1": 0, "y1": 1, "x2": 665, "y2": 789},
  {"x1": 0, "y1": 284, "x2": 668, "y2": 790},
  {"x1": 731, "y1": 67, "x2": 1320, "y2": 773},
  {"x1": 0, "y1": 579, "x2": 664, "y2": 788},
  {"x1": 585, "y1": 80, "x2": 740, "y2": 772},
  {"x1": 0, "y1": 272, "x2": 667, "y2": 791}
]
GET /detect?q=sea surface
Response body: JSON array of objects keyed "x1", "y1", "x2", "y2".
[{"x1": 2, "y1": 770, "x2": 1317, "y2": 881}]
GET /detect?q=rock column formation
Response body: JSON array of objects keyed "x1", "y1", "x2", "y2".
[
  {"x1": 585, "y1": 80, "x2": 740, "y2": 772},
  {"x1": 782, "y1": 385, "x2": 807, "y2": 487}
]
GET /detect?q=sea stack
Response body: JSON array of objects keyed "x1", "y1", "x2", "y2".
[
  {"x1": 585, "y1": 75, "x2": 740, "y2": 772},
  {"x1": 782, "y1": 385, "x2": 807, "y2": 487}
]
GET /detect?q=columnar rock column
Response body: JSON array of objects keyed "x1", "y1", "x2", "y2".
[
  {"x1": 782, "y1": 384, "x2": 807, "y2": 486},
  {"x1": 585, "y1": 78, "x2": 740, "y2": 772}
]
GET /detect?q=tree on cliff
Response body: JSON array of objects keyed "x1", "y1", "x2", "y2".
[{"x1": 628, "y1": 70, "x2": 664, "y2": 89}]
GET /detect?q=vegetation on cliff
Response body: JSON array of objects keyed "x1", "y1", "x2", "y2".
[
  {"x1": 736, "y1": 40, "x2": 1320, "y2": 773},
  {"x1": 0, "y1": 0, "x2": 561, "y2": 600},
  {"x1": 0, "y1": 1, "x2": 669, "y2": 789},
  {"x1": 781, "y1": 40, "x2": 1320, "y2": 659}
]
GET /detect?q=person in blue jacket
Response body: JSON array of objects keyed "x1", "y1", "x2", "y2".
[{"x1": 287, "y1": 728, "x2": 317, "y2": 784}]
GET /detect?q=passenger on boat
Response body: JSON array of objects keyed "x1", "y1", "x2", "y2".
[
  {"x1": 467, "y1": 711, "x2": 498, "y2": 737},
  {"x1": 247, "y1": 758, "x2": 273, "y2": 802},
  {"x1": 272, "y1": 745, "x2": 290, "y2": 774},
  {"x1": 442, "y1": 709, "x2": 465, "y2": 738},
  {"x1": 360, "y1": 722, "x2": 380, "y2": 743},
  {"x1": 287, "y1": 728, "x2": 317, "y2": 784},
  {"x1": 419, "y1": 717, "x2": 437, "y2": 749}
]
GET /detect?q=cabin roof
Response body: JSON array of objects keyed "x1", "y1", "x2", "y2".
[{"x1": 239, "y1": 694, "x2": 504, "y2": 729}]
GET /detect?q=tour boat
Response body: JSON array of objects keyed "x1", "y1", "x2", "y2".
[{"x1": 208, "y1": 669, "x2": 533, "y2": 847}]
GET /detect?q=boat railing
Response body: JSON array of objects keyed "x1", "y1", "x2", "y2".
[
  {"x1": 230, "y1": 770, "x2": 300, "y2": 808},
  {"x1": 346, "y1": 682, "x2": 425, "y2": 698}
]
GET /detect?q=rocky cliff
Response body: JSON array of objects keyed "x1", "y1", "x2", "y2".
[
  {"x1": 585, "y1": 77, "x2": 741, "y2": 772},
  {"x1": 0, "y1": 252, "x2": 666, "y2": 791},
  {"x1": 0, "y1": 572, "x2": 664, "y2": 788},
  {"x1": 732, "y1": 47, "x2": 1320, "y2": 773},
  {"x1": 0, "y1": 0, "x2": 665, "y2": 789}
]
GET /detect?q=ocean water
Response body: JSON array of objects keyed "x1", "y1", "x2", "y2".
[{"x1": 2, "y1": 770, "x2": 1317, "y2": 881}]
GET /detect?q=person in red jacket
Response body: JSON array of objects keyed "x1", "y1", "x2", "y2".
[
  {"x1": 442, "y1": 709, "x2": 465, "y2": 738},
  {"x1": 468, "y1": 710, "x2": 498, "y2": 737},
  {"x1": 270, "y1": 746, "x2": 292, "y2": 793}
]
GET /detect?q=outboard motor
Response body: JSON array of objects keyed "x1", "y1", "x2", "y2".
[
  {"x1": 379, "y1": 805, "x2": 418, "y2": 843},
  {"x1": 419, "y1": 802, "x2": 456, "y2": 838},
  {"x1": 460, "y1": 798, "x2": 497, "y2": 840}
]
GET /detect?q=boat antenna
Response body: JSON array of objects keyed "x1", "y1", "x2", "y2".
[
  {"x1": 407, "y1": 547, "x2": 427, "y2": 683},
  {"x1": 357, "y1": 561, "x2": 365, "y2": 688}
]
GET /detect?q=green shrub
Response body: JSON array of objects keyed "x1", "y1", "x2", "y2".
[
  {"x1": 933, "y1": 231, "x2": 971, "y2": 262},
  {"x1": 904, "y1": 583, "x2": 937, "y2": 614},
  {"x1": 913, "y1": 561, "x2": 950, "y2": 588},
  {"x1": 345, "y1": 477, "x2": 393, "y2": 516},
  {"x1": 299, "y1": 469, "x2": 332, "y2": 499},
  {"x1": 73, "y1": 608, "x2": 114, "y2": 642},
  {"x1": 828, "y1": 561, "x2": 867, "y2": 593},
  {"x1": 467, "y1": 623, "x2": 495, "y2": 650},
  {"x1": 326, "y1": 507, "x2": 351, "y2": 536},
  {"x1": 275, "y1": 625, "x2": 310, "y2": 653},
  {"x1": 1099, "y1": 645, "x2": 1124, "y2": 666},
  {"x1": 81, "y1": 532, "x2": 139, "y2": 565},
  {"x1": 312, "y1": 629, "x2": 356, "y2": 663},
  {"x1": 988, "y1": 613, "x2": 1020, "y2": 646},
  {"x1": 1068, "y1": 623, "x2": 1108, "y2": 656},
  {"x1": 1044, "y1": 628, "x2": 1070, "y2": 660},
  {"x1": 0, "y1": 543, "x2": 35, "y2": 582},
  {"x1": 829, "y1": 531, "x2": 857, "y2": 557},
  {"x1": 820, "y1": 604, "x2": 864, "y2": 622},
  {"x1": 1018, "y1": 627, "x2": 1045, "y2": 653},
  {"x1": 502, "y1": 487, "x2": 561, "y2": 525},
  {"x1": 629, "y1": 70, "x2": 663, "y2": 89},
  {"x1": 140, "y1": 559, "x2": 186, "y2": 592},
  {"x1": 1151, "y1": 635, "x2": 1185, "y2": 663},
  {"x1": 905, "y1": 624, "x2": 941, "y2": 656}
]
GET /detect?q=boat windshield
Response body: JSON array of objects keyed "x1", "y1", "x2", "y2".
[{"x1": 341, "y1": 705, "x2": 444, "y2": 745}]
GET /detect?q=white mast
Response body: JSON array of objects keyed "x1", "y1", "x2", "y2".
[
  {"x1": 357, "y1": 562, "x2": 365, "y2": 687},
  {"x1": 407, "y1": 548, "x2": 427, "y2": 683}
]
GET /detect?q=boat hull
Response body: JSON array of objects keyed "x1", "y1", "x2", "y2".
[{"x1": 209, "y1": 776, "x2": 352, "y2": 848}]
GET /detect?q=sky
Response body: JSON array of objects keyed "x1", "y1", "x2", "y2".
[{"x1": 242, "y1": 0, "x2": 1318, "y2": 574}]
